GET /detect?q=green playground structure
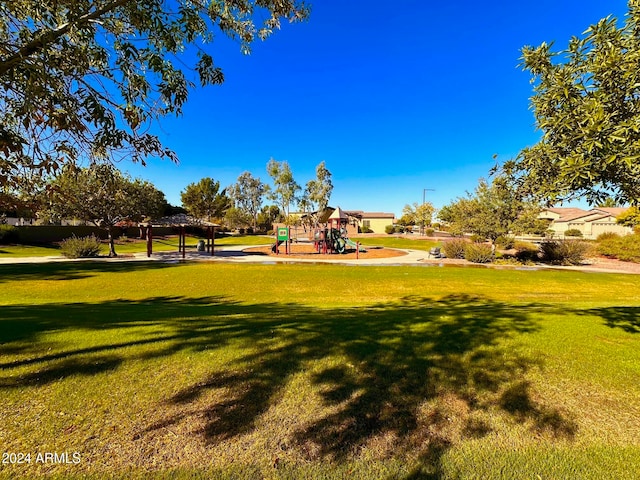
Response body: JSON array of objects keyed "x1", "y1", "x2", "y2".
[
  {"x1": 345, "y1": 237, "x2": 367, "y2": 252},
  {"x1": 314, "y1": 228, "x2": 366, "y2": 254}
]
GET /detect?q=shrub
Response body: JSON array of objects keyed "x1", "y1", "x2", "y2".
[
  {"x1": 442, "y1": 238, "x2": 467, "y2": 259},
  {"x1": 596, "y1": 231, "x2": 620, "y2": 242},
  {"x1": 540, "y1": 239, "x2": 592, "y2": 265},
  {"x1": 60, "y1": 235, "x2": 102, "y2": 258},
  {"x1": 464, "y1": 243, "x2": 494, "y2": 263},
  {"x1": 0, "y1": 224, "x2": 19, "y2": 244},
  {"x1": 470, "y1": 234, "x2": 485, "y2": 243},
  {"x1": 495, "y1": 235, "x2": 515, "y2": 249},
  {"x1": 385, "y1": 225, "x2": 395, "y2": 234},
  {"x1": 564, "y1": 228, "x2": 583, "y2": 237},
  {"x1": 598, "y1": 234, "x2": 640, "y2": 262},
  {"x1": 513, "y1": 241, "x2": 540, "y2": 262},
  {"x1": 360, "y1": 225, "x2": 373, "y2": 234},
  {"x1": 424, "y1": 228, "x2": 435, "y2": 237}
]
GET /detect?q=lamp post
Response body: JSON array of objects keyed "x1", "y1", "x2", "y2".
[{"x1": 421, "y1": 188, "x2": 435, "y2": 235}]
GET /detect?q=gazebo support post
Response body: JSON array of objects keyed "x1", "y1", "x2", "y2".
[{"x1": 146, "y1": 224, "x2": 153, "y2": 257}]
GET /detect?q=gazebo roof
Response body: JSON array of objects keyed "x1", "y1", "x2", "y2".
[{"x1": 150, "y1": 213, "x2": 219, "y2": 227}]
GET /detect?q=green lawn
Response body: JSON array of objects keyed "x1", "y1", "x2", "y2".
[
  {"x1": 0, "y1": 234, "x2": 271, "y2": 258},
  {"x1": 354, "y1": 235, "x2": 441, "y2": 251},
  {"x1": 1, "y1": 262, "x2": 639, "y2": 479}
]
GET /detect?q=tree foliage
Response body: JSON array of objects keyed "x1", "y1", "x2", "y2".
[
  {"x1": 617, "y1": 206, "x2": 640, "y2": 227},
  {"x1": 229, "y1": 171, "x2": 267, "y2": 229},
  {"x1": 304, "y1": 161, "x2": 333, "y2": 212},
  {"x1": 502, "y1": 3, "x2": 640, "y2": 205},
  {"x1": 0, "y1": 0, "x2": 309, "y2": 193},
  {"x1": 266, "y1": 158, "x2": 300, "y2": 217},
  {"x1": 402, "y1": 202, "x2": 435, "y2": 231},
  {"x1": 43, "y1": 163, "x2": 165, "y2": 256},
  {"x1": 180, "y1": 177, "x2": 230, "y2": 222},
  {"x1": 439, "y1": 177, "x2": 547, "y2": 243},
  {"x1": 256, "y1": 204, "x2": 281, "y2": 232}
]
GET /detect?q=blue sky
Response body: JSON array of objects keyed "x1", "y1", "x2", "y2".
[{"x1": 125, "y1": 0, "x2": 630, "y2": 217}]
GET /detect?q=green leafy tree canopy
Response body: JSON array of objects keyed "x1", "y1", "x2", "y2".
[
  {"x1": 180, "y1": 177, "x2": 230, "y2": 222},
  {"x1": 439, "y1": 177, "x2": 546, "y2": 243},
  {"x1": 304, "y1": 161, "x2": 333, "y2": 213},
  {"x1": 229, "y1": 171, "x2": 267, "y2": 229},
  {"x1": 43, "y1": 163, "x2": 165, "y2": 256},
  {"x1": 0, "y1": 0, "x2": 309, "y2": 192},
  {"x1": 502, "y1": 2, "x2": 640, "y2": 205},
  {"x1": 266, "y1": 158, "x2": 300, "y2": 218}
]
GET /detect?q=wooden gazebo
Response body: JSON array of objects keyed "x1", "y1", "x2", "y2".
[{"x1": 142, "y1": 214, "x2": 218, "y2": 258}]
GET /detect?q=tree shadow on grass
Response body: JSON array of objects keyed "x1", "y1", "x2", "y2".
[
  {"x1": 0, "y1": 294, "x2": 578, "y2": 475},
  {"x1": 583, "y1": 306, "x2": 640, "y2": 334},
  {"x1": 0, "y1": 260, "x2": 178, "y2": 283}
]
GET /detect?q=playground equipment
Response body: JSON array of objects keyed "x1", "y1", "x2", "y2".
[
  {"x1": 311, "y1": 207, "x2": 367, "y2": 255},
  {"x1": 272, "y1": 226, "x2": 290, "y2": 254},
  {"x1": 272, "y1": 207, "x2": 367, "y2": 256},
  {"x1": 313, "y1": 227, "x2": 367, "y2": 254}
]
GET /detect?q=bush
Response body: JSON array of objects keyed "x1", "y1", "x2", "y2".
[
  {"x1": 513, "y1": 241, "x2": 540, "y2": 262},
  {"x1": 464, "y1": 243, "x2": 494, "y2": 263},
  {"x1": 598, "y1": 233, "x2": 640, "y2": 262},
  {"x1": 540, "y1": 239, "x2": 592, "y2": 265},
  {"x1": 0, "y1": 224, "x2": 19, "y2": 244},
  {"x1": 564, "y1": 228, "x2": 583, "y2": 237},
  {"x1": 596, "y1": 231, "x2": 620, "y2": 242},
  {"x1": 60, "y1": 235, "x2": 102, "y2": 258},
  {"x1": 385, "y1": 225, "x2": 395, "y2": 234},
  {"x1": 360, "y1": 225, "x2": 373, "y2": 234},
  {"x1": 470, "y1": 234, "x2": 485, "y2": 243},
  {"x1": 495, "y1": 235, "x2": 515, "y2": 249},
  {"x1": 442, "y1": 238, "x2": 467, "y2": 259}
]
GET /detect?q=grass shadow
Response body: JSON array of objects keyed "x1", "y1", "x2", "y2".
[
  {"x1": 584, "y1": 306, "x2": 640, "y2": 334},
  {"x1": 0, "y1": 260, "x2": 179, "y2": 283},
  {"x1": 1, "y1": 294, "x2": 579, "y2": 473}
]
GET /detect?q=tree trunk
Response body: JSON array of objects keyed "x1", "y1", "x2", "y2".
[{"x1": 107, "y1": 227, "x2": 117, "y2": 257}]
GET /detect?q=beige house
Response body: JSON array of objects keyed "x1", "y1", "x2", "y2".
[
  {"x1": 289, "y1": 208, "x2": 395, "y2": 235},
  {"x1": 539, "y1": 207, "x2": 632, "y2": 239},
  {"x1": 347, "y1": 211, "x2": 396, "y2": 233}
]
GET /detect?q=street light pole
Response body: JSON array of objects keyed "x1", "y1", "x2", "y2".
[{"x1": 421, "y1": 188, "x2": 435, "y2": 235}]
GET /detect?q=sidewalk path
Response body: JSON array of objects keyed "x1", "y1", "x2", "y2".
[
  {"x1": 1, "y1": 245, "x2": 638, "y2": 274},
  {"x1": 0, "y1": 245, "x2": 429, "y2": 266}
]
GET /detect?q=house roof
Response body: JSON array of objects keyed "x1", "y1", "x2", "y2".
[
  {"x1": 543, "y1": 207, "x2": 629, "y2": 223},
  {"x1": 348, "y1": 210, "x2": 395, "y2": 219}
]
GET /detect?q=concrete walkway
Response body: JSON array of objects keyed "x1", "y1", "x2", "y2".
[
  {"x1": 1, "y1": 245, "x2": 637, "y2": 274},
  {"x1": 0, "y1": 245, "x2": 430, "y2": 266}
]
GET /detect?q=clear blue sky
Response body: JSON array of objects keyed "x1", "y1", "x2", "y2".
[{"x1": 124, "y1": 0, "x2": 630, "y2": 217}]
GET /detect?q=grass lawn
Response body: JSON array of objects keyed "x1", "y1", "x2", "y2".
[
  {"x1": 0, "y1": 235, "x2": 271, "y2": 258},
  {"x1": 1, "y1": 262, "x2": 639, "y2": 479},
  {"x1": 353, "y1": 235, "x2": 441, "y2": 251}
]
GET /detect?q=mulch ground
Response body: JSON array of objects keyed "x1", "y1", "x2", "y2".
[{"x1": 243, "y1": 242, "x2": 407, "y2": 260}]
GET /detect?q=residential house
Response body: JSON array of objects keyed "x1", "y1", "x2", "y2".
[
  {"x1": 539, "y1": 207, "x2": 632, "y2": 239},
  {"x1": 347, "y1": 211, "x2": 396, "y2": 233}
]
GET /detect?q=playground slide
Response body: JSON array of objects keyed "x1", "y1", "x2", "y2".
[
  {"x1": 345, "y1": 238, "x2": 367, "y2": 252},
  {"x1": 271, "y1": 240, "x2": 284, "y2": 253}
]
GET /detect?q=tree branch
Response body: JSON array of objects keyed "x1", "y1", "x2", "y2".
[{"x1": 0, "y1": 0, "x2": 132, "y2": 77}]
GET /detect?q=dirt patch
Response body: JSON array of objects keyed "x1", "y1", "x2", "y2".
[
  {"x1": 244, "y1": 243, "x2": 407, "y2": 260},
  {"x1": 582, "y1": 256, "x2": 640, "y2": 274}
]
